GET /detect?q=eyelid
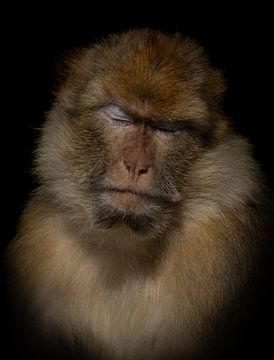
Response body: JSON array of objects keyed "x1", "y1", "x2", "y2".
[
  {"x1": 104, "y1": 110, "x2": 131, "y2": 123},
  {"x1": 151, "y1": 124, "x2": 184, "y2": 133},
  {"x1": 154, "y1": 128, "x2": 176, "y2": 134},
  {"x1": 104, "y1": 105, "x2": 130, "y2": 119}
]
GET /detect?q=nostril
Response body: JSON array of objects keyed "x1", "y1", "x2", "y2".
[{"x1": 138, "y1": 168, "x2": 148, "y2": 176}]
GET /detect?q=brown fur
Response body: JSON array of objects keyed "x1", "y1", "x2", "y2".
[{"x1": 5, "y1": 29, "x2": 273, "y2": 359}]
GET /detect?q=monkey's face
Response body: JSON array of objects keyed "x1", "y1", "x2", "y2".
[
  {"x1": 69, "y1": 105, "x2": 206, "y2": 235},
  {"x1": 38, "y1": 30, "x2": 227, "y2": 237}
]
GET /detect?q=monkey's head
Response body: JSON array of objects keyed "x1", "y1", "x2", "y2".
[{"x1": 36, "y1": 29, "x2": 228, "y2": 239}]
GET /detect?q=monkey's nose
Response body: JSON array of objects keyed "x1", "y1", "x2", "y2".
[{"x1": 123, "y1": 157, "x2": 150, "y2": 177}]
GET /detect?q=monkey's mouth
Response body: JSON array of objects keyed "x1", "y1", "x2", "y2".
[
  {"x1": 94, "y1": 187, "x2": 161, "y2": 234},
  {"x1": 94, "y1": 186, "x2": 177, "y2": 234},
  {"x1": 102, "y1": 187, "x2": 147, "y2": 209}
]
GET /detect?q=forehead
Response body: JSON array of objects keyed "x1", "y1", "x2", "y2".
[{"x1": 82, "y1": 32, "x2": 209, "y2": 123}]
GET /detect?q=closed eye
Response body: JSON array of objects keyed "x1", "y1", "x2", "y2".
[
  {"x1": 104, "y1": 107, "x2": 132, "y2": 125},
  {"x1": 152, "y1": 125, "x2": 183, "y2": 134},
  {"x1": 105, "y1": 112, "x2": 130, "y2": 122}
]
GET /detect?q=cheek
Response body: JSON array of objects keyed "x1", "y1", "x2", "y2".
[
  {"x1": 159, "y1": 136, "x2": 204, "y2": 184},
  {"x1": 67, "y1": 123, "x2": 111, "y2": 183}
]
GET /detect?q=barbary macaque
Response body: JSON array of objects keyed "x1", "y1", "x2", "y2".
[{"x1": 5, "y1": 29, "x2": 274, "y2": 359}]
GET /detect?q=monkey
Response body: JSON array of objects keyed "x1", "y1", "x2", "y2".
[{"x1": 4, "y1": 29, "x2": 274, "y2": 359}]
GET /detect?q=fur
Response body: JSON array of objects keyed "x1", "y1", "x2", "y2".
[{"x1": 5, "y1": 29, "x2": 273, "y2": 359}]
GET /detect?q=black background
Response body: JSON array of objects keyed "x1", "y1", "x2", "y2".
[{"x1": 1, "y1": 3, "x2": 273, "y2": 358}]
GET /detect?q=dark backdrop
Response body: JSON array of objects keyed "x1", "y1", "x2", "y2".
[{"x1": 1, "y1": 4, "x2": 273, "y2": 358}]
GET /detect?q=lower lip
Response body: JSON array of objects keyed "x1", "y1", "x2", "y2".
[{"x1": 106, "y1": 190, "x2": 143, "y2": 208}]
